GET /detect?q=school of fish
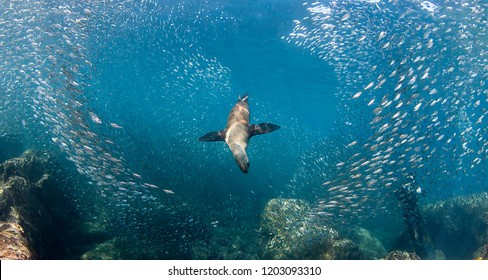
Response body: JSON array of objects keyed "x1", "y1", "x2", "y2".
[
  {"x1": 286, "y1": 0, "x2": 487, "y2": 225},
  {"x1": 0, "y1": 0, "x2": 487, "y2": 257}
]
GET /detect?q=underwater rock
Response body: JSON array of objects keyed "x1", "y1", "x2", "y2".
[
  {"x1": 344, "y1": 227, "x2": 387, "y2": 259},
  {"x1": 323, "y1": 238, "x2": 361, "y2": 260},
  {"x1": 433, "y1": 249, "x2": 446, "y2": 260},
  {"x1": 0, "y1": 222, "x2": 36, "y2": 260},
  {"x1": 81, "y1": 238, "x2": 122, "y2": 260},
  {"x1": 421, "y1": 193, "x2": 488, "y2": 259},
  {"x1": 260, "y1": 198, "x2": 360, "y2": 259},
  {"x1": 64, "y1": 221, "x2": 114, "y2": 259},
  {"x1": 0, "y1": 149, "x2": 50, "y2": 183},
  {"x1": 480, "y1": 243, "x2": 488, "y2": 260},
  {"x1": 473, "y1": 243, "x2": 488, "y2": 260},
  {"x1": 0, "y1": 150, "x2": 54, "y2": 259},
  {"x1": 1, "y1": 151, "x2": 112, "y2": 259},
  {"x1": 384, "y1": 250, "x2": 420, "y2": 260}
]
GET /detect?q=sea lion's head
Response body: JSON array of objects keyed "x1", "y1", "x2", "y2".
[{"x1": 230, "y1": 143, "x2": 249, "y2": 173}]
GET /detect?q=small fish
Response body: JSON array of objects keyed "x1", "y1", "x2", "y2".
[
  {"x1": 110, "y1": 122, "x2": 123, "y2": 129},
  {"x1": 347, "y1": 141, "x2": 358, "y2": 147},
  {"x1": 377, "y1": 31, "x2": 387, "y2": 41},
  {"x1": 89, "y1": 111, "x2": 102, "y2": 124},
  {"x1": 364, "y1": 82, "x2": 374, "y2": 90},
  {"x1": 143, "y1": 183, "x2": 159, "y2": 189},
  {"x1": 352, "y1": 91, "x2": 362, "y2": 99}
]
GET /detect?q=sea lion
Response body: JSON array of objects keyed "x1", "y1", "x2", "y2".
[{"x1": 199, "y1": 95, "x2": 280, "y2": 173}]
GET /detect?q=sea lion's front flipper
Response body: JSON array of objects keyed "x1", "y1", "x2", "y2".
[
  {"x1": 199, "y1": 130, "x2": 226, "y2": 141},
  {"x1": 250, "y1": 123, "x2": 280, "y2": 137}
]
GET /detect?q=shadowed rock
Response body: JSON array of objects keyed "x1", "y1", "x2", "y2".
[
  {"x1": 81, "y1": 238, "x2": 122, "y2": 260},
  {"x1": 344, "y1": 226, "x2": 387, "y2": 259},
  {"x1": 420, "y1": 193, "x2": 488, "y2": 259},
  {"x1": 0, "y1": 150, "x2": 54, "y2": 259}
]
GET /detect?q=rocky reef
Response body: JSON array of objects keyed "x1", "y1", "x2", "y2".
[
  {"x1": 259, "y1": 198, "x2": 361, "y2": 259},
  {"x1": 0, "y1": 150, "x2": 59, "y2": 259},
  {"x1": 0, "y1": 150, "x2": 54, "y2": 259},
  {"x1": 420, "y1": 193, "x2": 488, "y2": 259},
  {"x1": 0, "y1": 222, "x2": 36, "y2": 259},
  {"x1": 475, "y1": 243, "x2": 488, "y2": 260},
  {"x1": 1, "y1": 149, "x2": 486, "y2": 260},
  {"x1": 384, "y1": 250, "x2": 420, "y2": 260},
  {"x1": 258, "y1": 195, "x2": 488, "y2": 260},
  {"x1": 343, "y1": 226, "x2": 387, "y2": 259},
  {"x1": 0, "y1": 149, "x2": 111, "y2": 259},
  {"x1": 81, "y1": 238, "x2": 122, "y2": 260}
]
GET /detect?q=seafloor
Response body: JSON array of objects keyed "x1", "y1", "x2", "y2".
[{"x1": 0, "y1": 147, "x2": 487, "y2": 260}]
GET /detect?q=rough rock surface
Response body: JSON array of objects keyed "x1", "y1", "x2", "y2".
[
  {"x1": 0, "y1": 222, "x2": 36, "y2": 259},
  {"x1": 384, "y1": 250, "x2": 421, "y2": 260},
  {"x1": 81, "y1": 238, "x2": 122, "y2": 260},
  {"x1": 0, "y1": 150, "x2": 54, "y2": 259},
  {"x1": 260, "y1": 198, "x2": 360, "y2": 259},
  {"x1": 474, "y1": 243, "x2": 488, "y2": 260}
]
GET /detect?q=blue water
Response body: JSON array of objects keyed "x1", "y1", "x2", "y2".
[
  {"x1": 86, "y1": 1, "x2": 337, "y2": 197},
  {"x1": 0, "y1": 0, "x2": 487, "y2": 259}
]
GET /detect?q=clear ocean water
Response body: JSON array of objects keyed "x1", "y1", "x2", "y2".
[{"x1": 0, "y1": 0, "x2": 486, "y2": 259}]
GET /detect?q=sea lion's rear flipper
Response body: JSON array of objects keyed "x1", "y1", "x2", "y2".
[
  {"x1": 199, "y1": 130, "x2": 226, "y2": 142},
  {"x1": 238, "y1": 95, "x2": 248, "y2": 102},
  {"x1": 250, "y1": 123, "x2": 280, "y2": 137}
]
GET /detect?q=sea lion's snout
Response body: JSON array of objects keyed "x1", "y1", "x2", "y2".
[
  {"x1": 240, "y1": 160, "x2": 249, "y2": 174},
  {"x1": 237, "y1": 157, "x2": 249, "y2": 174},
  {"x1": 231, "y1": 143, "x2": 249, "y2": 174}
]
